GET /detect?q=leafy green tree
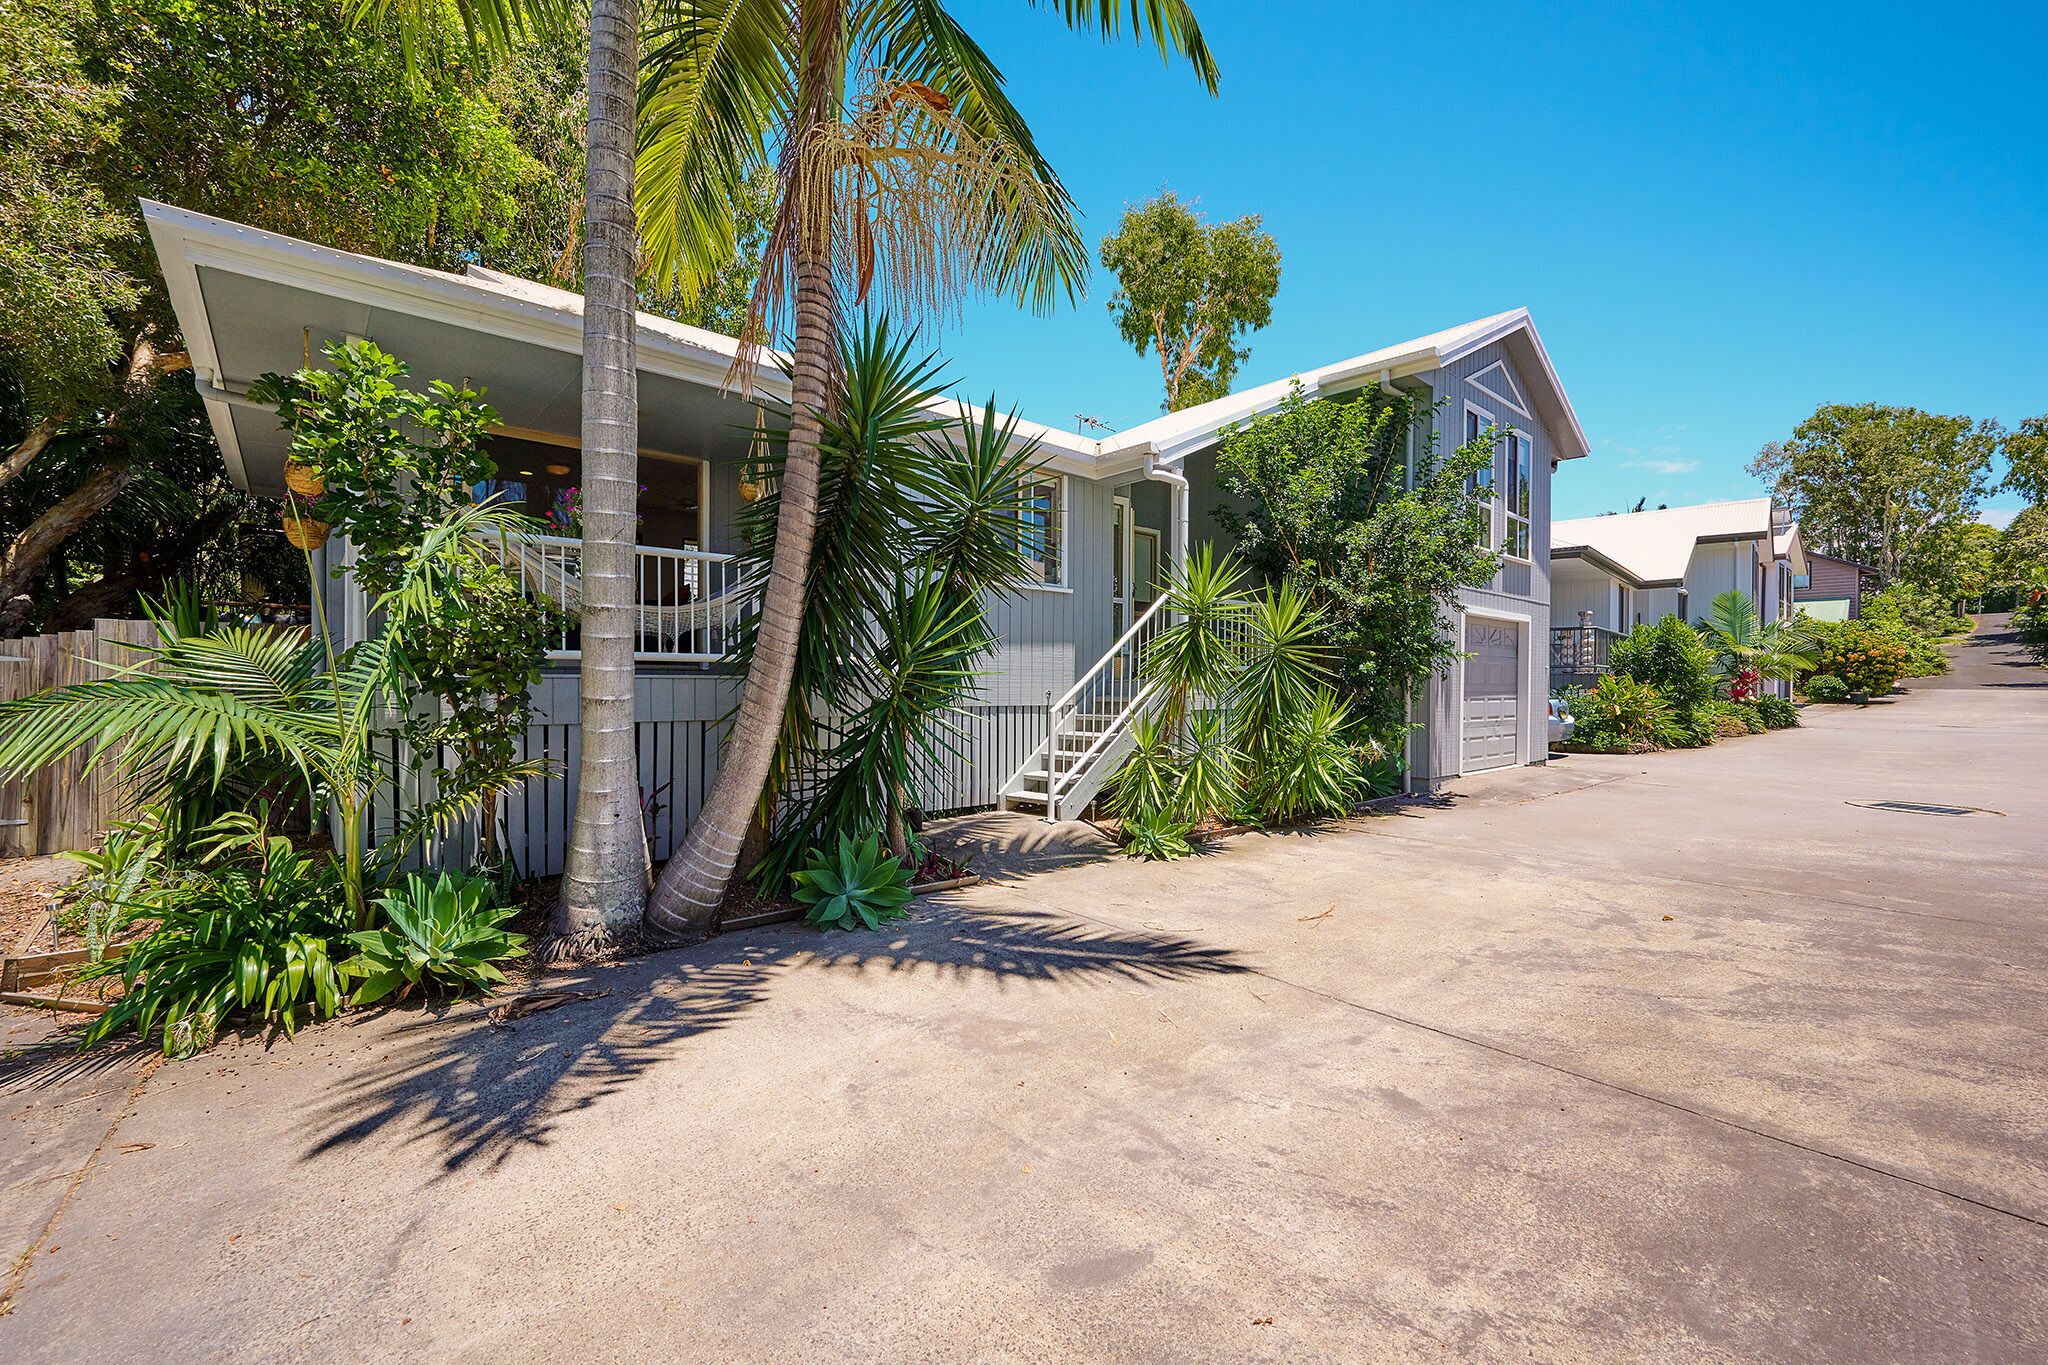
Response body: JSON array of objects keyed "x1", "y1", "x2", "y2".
[
  {"x1": 1100, "y1": 190, "x2": 1282, "y2": 411},
  {"x1": 0, "y1": 0, "x2": 572, "y2": 634},
  {"x1": 1749, "y1": 402, "x2": 1999, "y2": 588},
  {"x1": 2002, "y1": 414, "x2": 2048, "y2": 507},
  {"x1": 1995, "y1": 505, "x2": 2048, "y2": 586},
  {"x1": 252, "y1": 340, "x2": 556, "y2": 870},
  {"x1": 1213, "y1": 383, "x2": 1499, "y2": 739}
]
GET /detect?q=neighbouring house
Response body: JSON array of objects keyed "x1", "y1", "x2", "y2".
[
  {"x1": 1795, "y1": 550, "x2": 1882, "y2": 620},
  {"x1": 1549, "y1": 498, "x2": 1806, "y2": 696},
  {"x1": 142, "y1": 201, "x2": 1590, "y2": 871}
]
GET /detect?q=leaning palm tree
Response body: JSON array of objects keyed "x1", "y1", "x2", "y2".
[
  {"x1": 1696, "y1": 590, "x2": 1816, "y2": 688},
  {"x1": 636, "y1": 1, "x2": 1217, "y2": 937}
]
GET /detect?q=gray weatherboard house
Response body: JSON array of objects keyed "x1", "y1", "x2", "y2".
[{"x1": 144, "y1": 202, "x2": 1592, "y2": 873}]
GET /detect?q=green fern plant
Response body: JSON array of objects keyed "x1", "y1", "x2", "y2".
[
  {"x1": 792, "y1": 834, "x2": 916, "y2": 931},
  {"x1": 343, "y1": 871, "x2": 528, "y2": 1005}
]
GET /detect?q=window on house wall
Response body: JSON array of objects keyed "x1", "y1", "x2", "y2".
[
  {"x1": 1019, "y1": 475, "x2": 1066, "y2": 586},
  {"x1": 1464, "y1": 405, "x2": 1496, "y2": 549},
  {"x1": 1503, "y1": 430, "x2": 1532, "y2": 560}
]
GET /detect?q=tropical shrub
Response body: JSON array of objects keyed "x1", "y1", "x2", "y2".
[
  {"x1": 1709, "y1": 700, "x2": 1765, "y2": 736},
  {"x1": 1695, "y1": 591, "x2": 1814, "y2": 692},
  {"x1": 1803, "y1": 673, "x2": 1850, "y2": 702},
  {"x1": 2018, "y1": 590, "x2": 2048, "y2": 663},
  {"x1": 1807, "y1": 622, "x2": 1911, "y2": 696},
  {"x1": 1103, "y1": 713, "x2": 1183, "y2": 823},
  {"x1": 75, "y1": 813, "x2": 349, "y2": 1058},
  {"x1": 1565, "y1": 674, "x2": 1677, "y2": 751},
  {"x1": 1117, "y1": 813, "x2": 1196, "y2": 862},
  {"x1": 0, "y1": 502, "x2": 544, "y2": 924},
  {"x1": 1611, "y1": 615, "x2": 1718, "y2": 745},
  {"x1": 1754, "y1": 695, "x2": 1800, "y2": 729},
  {"x1": 342, "y1": 872, "x2": 527, "y2": 1005},
  {"x1": 792, "y1": 835, "x2": 916, "y2": 931},
  {"x1": 254, "y1": 340, "x2": 556, "y2": 869}
]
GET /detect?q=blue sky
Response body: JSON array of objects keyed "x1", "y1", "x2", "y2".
[{"x1": 935, "y1": 0, "x2": 2046, "y2": 525}]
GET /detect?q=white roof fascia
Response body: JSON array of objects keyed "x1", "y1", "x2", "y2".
[{"x1": 142, "y1": 201, "x2": 1108, "y2": 477}]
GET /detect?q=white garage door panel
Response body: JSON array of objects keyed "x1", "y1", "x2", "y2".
[{"x1": 1462, "y1": 618, "x2": 1521, "y2": 772}]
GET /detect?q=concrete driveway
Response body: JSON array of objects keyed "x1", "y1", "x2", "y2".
[{"x1": 3, "y1": 624, "x2": 2044, "y2": 1362}]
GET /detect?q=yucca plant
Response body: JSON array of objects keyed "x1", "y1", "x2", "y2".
[
  {"x1": 792, "y1": 834, "x2": 916, "y2": 931},
  {"x1": 1103, "y1": 712, "x2": 1183, "y2": 823},
  {"x1": 74, "y1": 812, "x2": 349, "y2": 1058},
  {"x1": 1254, "y1": 688, "x2": 1366, "y2": 824},
  {"x1": 1141, "y1": 545, "x2": 1250, "y2": 735},
  {"x1": 343, "y1": 871, "x2": 528, "y2": 1005},
  {"x1": 1231, "y1": 579, "x2": 1336, "y2": 766}
]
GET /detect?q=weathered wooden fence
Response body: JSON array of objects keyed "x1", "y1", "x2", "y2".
[{"x1": 0, "y1": 619, "x2": 158, "y2": 858}]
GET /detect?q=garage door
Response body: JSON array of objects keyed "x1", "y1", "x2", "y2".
[{"x1": 1462, "y1": 617, "x2": 1522, "y2": 772}]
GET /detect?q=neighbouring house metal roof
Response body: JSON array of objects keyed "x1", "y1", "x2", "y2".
[{"x1": 1551, "y1": 498, "x2": 1793, "y2": 584}]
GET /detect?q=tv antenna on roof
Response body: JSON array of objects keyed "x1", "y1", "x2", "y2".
[{"x1": 1075, "y1": 414, "x2": 1115, "y2": 435}]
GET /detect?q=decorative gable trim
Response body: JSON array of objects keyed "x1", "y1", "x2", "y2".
[{"x1": 1466, "y1": 360, "x2": 1530, "y2": 417}]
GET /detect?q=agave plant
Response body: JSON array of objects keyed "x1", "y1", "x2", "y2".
[
  {"x1": 1696, "y1": 590, "x2": 1815, "y2": 686},
  {"x1": 343, "y1": 871, "x2": 527, "y2": 1004},
  {"x1": 792, "y1": 834, "x2": 916, "y2": 931}
]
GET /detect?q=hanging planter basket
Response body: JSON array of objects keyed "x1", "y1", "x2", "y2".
[
  {"x1": 283, "y1": 458, "x2": 326, "y2": 498},
  {"x1": 281, "y1": 506, "x2": 332, "y2": 550}
]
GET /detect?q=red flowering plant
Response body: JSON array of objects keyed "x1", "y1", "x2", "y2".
[{"x1": 1727, "y1": 667, "x2": 1762, "y2": 702}]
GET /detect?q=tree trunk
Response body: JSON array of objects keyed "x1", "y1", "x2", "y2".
[
  {"x1": 0, "y1": 458, "x2": 134, "y2": 637},
  {"x1": 645, "y1": 226, "x2": 834, "y2": 937},
  {"x1": 550, "y1": 0, "x2": 648, "y2": 959},
  {"x1": 0, "y1": 418, "x2": 60, "y2": 494}
]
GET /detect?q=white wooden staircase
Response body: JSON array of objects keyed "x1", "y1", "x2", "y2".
[{"x1": 999, "y1": 597, "x2": 1169, "y2": 822}]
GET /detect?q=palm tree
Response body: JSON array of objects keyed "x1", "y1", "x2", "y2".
[
  {"x1": 0, "y1": 504, "x2": 542, "y2": 925},
  {"x1": 1696, "y1": 590, "x2": 1816, "y2": 689},
  {"x1": 347, "y1": 0, "x2": 652, "y2": 954},
  {"x1": 635, "y1": 1, "x2": 1217, "y2": 937}
]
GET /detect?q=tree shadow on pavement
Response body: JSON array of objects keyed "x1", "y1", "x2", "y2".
[{"x1": 304, "y1": 900, "x2": 1246, "y2": 1175}]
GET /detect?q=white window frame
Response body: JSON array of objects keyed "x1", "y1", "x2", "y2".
[
  {"x1": 1462, "y1": 401, "x2": 1498, "y2": 551},
  {"x1": 1502, "y1": 427, "x2": 1533, "y2": 564},
  {"x1": 1019, "y1": 473, "x2": 1069, "y2": 590}
]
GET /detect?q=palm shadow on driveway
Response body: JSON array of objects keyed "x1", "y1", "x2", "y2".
[{"x1": 304, "y1": 899, "x2": 1248, "y2": 1175}]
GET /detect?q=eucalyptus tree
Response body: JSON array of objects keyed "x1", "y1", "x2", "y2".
[{"x1": 634, "y1": 0, "x2": 1218, "y2": 938}]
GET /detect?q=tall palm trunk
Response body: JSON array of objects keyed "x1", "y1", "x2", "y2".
[
  {"x1": 551, "y1": 0, "x2": 648, "y2": 956},
  {"x1": 645, "y1": 229, "x2": 832, "y2": 936}
]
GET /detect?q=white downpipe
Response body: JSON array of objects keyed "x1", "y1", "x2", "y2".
[{"x1": 1141, "y1": 452, "x2": 1190, "y2": 568}]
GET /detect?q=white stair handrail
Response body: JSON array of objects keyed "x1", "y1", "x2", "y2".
[{"x1": 1050, "y1": 594, "x2": 1170, "y2": 715}]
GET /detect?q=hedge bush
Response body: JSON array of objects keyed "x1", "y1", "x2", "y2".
[
  {"x1": 1611, "y1": 615, "x2": 1717, "y2": 746},
  {"x1": 1807, "y1": 623, "x2": 1911, "y2": 695},
  {"x1": 1754, "y1": 695, "x2": 1799, "y2": 729},
  {"x1": 1566, "y1": 674, "x2": 1676, "y2": 751},
  {"x1": 1804, "y1": 673, "x2": 1849, "y2": 702}
]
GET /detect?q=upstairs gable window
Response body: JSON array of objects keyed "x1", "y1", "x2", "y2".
[
  {"x1": 1464, "y1": 404, "x2": 1496, "y2": 550},
  {"x1": 1019, "y1": 475, "x2": 1066, "y2": 587},
  {"x1": 1503, "y1": 430, "x2": 1532, "y2": 561}
]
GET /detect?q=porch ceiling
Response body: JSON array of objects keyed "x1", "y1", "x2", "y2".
[{"x1": 197, "y1": 268, "x2": 758, "y2": 498}]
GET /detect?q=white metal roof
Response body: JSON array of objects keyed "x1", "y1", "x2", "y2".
[
  {"x1": 140, "y1": 200, "x2": 1592, "y2": 491},
  {"x1": 1552, "y1": 498, "x2": 1787, "y2": 585}
]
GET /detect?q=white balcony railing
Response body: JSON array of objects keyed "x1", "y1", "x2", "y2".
[{"x1": 494, "y1": 532, "x2": 759, "y2": 663}]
